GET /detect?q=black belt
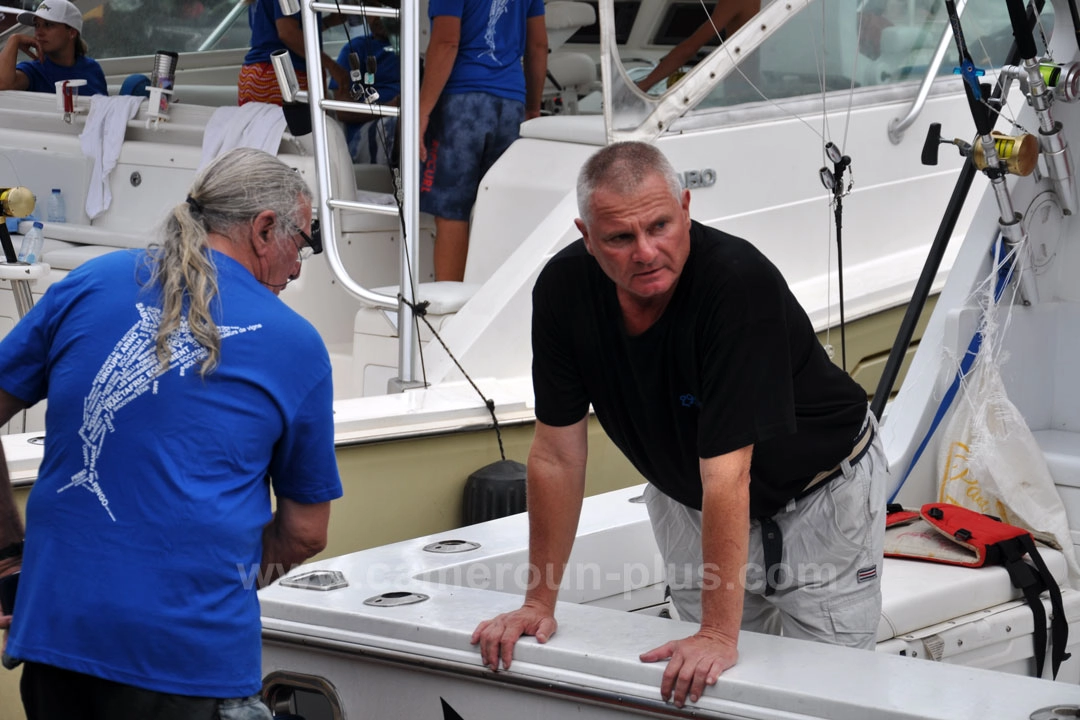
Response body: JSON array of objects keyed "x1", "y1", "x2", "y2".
[{"x1": 800, "y1": 422, "x2": 875, "y2": 498}]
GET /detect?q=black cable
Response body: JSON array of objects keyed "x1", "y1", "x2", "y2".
[{"x1": 399, "y1": 295, "x2": 506, "y2": 460}]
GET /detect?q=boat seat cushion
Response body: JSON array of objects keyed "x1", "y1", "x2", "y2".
[
  {"x1": 545, "y1": 1, "x2": 596, "y2": 50},
  {"x1": 547, "y1": 52, "x2": 597, "y2": 92},
  {"x1": 370, "y1": 281, "x2": 479, "y2": 316},
  {"x1": 353, "y1": 282, "x2": 480, "y2": 338},
  {"x1": 877, "y1": 548, "x2": 1067, "y2": 641}
]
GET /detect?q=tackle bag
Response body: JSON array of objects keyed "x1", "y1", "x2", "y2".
[{"x1": 885, "y1": 503, "x2": 1070, "y2": 679}]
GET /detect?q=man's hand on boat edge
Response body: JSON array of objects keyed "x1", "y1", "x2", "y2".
[
  {"x1": 640, "y1": 630, "x2": 738, "y2": 708},
  {"x1": 473, "y1": 602, "x2": 739, "y2": 708},
  {"x1": 471, "y1": 602, "x2": 558, "y2": 672}
]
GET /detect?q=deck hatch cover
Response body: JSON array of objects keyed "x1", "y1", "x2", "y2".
[{"x1": 279, "y1": 569, "x2": 348, "y2": 592}]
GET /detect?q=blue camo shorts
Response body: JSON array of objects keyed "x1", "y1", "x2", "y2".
[{"x1": 419, "y1": 92, "x2": 525, "y2": 221}]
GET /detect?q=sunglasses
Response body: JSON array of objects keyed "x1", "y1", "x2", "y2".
[{"x1": 295, "y1": 218, "x2": 323, "y2": 260}]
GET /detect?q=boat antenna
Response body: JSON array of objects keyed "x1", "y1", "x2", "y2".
[{"x1": 819, "y1": 141, "x2": 852, "y2": 371}]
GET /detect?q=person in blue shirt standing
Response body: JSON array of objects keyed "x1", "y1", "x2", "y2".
[
  {"x1": 239, "y1": 0, "x2": 348, "y2": 105},
  {"x1": 0, "y1": 0, "x2": 107, "y2": 96},
  {"x1": 419, "y1": 0, "x2": 547, "y2": 282},
  {"x1": 0, "y1": 148, "x2": 342, "y2": 720}
]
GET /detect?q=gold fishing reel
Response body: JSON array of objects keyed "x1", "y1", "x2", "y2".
[
  {"x1": 922, "y1": 123, "x2": 1039, "y2": 177},
  {"x1": 0, "y1": 187, "x2": 35, "y2": 218}
]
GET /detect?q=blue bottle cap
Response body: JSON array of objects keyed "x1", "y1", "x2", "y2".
[
  {"x1": 52, "y1": 188, "x2": 61, "y2": 193},
  {"x1": 32, "y1": 221, "x2": 43, "y2": 229}
]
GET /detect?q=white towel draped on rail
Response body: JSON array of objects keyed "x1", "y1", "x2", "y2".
[
  {"x1": 80, "y1": 95, "x2": 144, "y2": 220},
  {"x1": 200, "y1": 103, "x2": 287, "y2": 170}
]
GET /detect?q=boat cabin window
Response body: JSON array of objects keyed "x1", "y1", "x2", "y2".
[
  {"x1": 567, "y1": 0, "x2": 641, "y2": 45},
  {"x1": 653, "y1": 2, "x2": 723, "y2": 47}
]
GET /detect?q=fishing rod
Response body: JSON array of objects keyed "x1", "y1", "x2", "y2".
[
  {"x1": 926, "y1": 0, "x2": 1041, "y2": 306},
  {"x1": 872, "y1": 0, "x2": 1044, "y2": 417}
]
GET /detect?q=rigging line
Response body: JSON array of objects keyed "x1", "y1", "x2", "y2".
[
  {"x1": 398, "y1": 294, "x2": 507, "y2": 460},
  {"x1": 815, "y1": 0, "x2": 829, "y2": 142},
  {"x1": 335, "y1": 0, "x2": 429, "y2": 386},
  {"x1": 840, "y1": 2, "x2": 863, "y2": 155},
  {"x1": 691, "y1": 0, "x2": 827, "y2": 142},
  {"x1": 888, "y1": 238, "x2": 1018, "y2": 502}
]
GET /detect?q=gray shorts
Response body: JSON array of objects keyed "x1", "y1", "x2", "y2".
[{"x1": 644, "y1": 415, "x2": 888, "y2": 649}]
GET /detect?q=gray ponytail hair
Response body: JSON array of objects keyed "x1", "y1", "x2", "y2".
[{"x1": 150, "y1": 147, "x2": 313, "y2": 376}]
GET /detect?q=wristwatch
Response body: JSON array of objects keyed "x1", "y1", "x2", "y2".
[{"x1": 0, "y1": 541, "x2": 23, "y2": 561}]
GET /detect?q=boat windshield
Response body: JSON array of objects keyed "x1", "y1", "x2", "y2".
[{"x1": 573, "y1": 0, "x2": 1054, "y2": 117}]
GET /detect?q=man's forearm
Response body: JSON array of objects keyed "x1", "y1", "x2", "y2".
[
  {"x1": 259, "y1": 501, "x2": 330, "y2": 587},
  {"x1": 523, "y1": 18, "x2": 548, "y2": 118},
  {"x1": 418, "y1": 46, "x2": 457, "y2": 120},
  {"x1": 697, "y1": 450, "x2": 753, "y2": 643},
  {"x1": 0, "y1": 440, "x2": 24, "y2": 580},
  {"x1": 0, "y1": 40, "x2": 23, "y2": 91},
  {"x1": 699, "y1": 485, "x2": 749, "y2": 641},
  {"x1": 522, "y1": 420, "x2": 589, "y2": 610},
  {"x1": 0, "y1": 445, "x2": 24, "y2": 550}
]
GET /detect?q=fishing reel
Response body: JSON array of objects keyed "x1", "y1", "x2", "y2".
[
  {"x1": 347, "y1": 52, "x2": 380, "y2": 104},
  {"x1": 999, "y1": 61, "x2": 1080, "y2": 104},
  {"x1": 0, "y1": 186, "x2": 36, "y2": 267},
  {"x1": 921, "y1": 123, "x2": 1039, "y2": 177},
  {"x1": 0, "y1": 187, "x2": 35, "y2": 219}
]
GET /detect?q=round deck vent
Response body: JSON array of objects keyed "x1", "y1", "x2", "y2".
[
  {"x1": 423, "y1": 539, "x2": 481, "y2": 554},
  {"x1": 364, "y1": 591, "x2": 429, "y2": 607},
  {"x1": 1031, "y1": 707, "x2": 1080, "y2": 720}
]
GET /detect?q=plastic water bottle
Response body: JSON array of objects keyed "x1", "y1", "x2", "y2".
[
  {"x1": 18, "y1": 222, "x2": 44, "y2": 264},
  {"x1": 47, "y1": 188, "x2": 66, "y2": 223}
]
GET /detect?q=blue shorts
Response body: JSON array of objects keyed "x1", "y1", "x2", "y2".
[{"x1": 419, "y1": 92, "x2": 525, "y2": 221}]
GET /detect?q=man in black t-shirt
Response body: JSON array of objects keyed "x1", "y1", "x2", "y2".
[{"x1": 472, "y1": 141, "x2": 887, "y2": 709}]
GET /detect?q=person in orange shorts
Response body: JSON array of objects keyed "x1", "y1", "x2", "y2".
[{"x1": 238, "y1": 0, "x2": 348, "y2": 105}]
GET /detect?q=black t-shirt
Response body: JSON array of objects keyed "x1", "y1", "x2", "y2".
[{"x1": 532, "y1": 221, "x2": 868, "y2": 518}]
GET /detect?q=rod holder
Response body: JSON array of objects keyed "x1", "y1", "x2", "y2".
[{"x1": 271, "y1": 49, "x2": 301, "y2": 104}]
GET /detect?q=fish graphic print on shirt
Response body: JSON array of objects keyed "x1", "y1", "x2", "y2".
[
  {"x1": 58, "y1": 302, "x2": 261, "y2": 521},
  {"x1": 481, "y1": 0, "x2": 511, "y2": 61}
]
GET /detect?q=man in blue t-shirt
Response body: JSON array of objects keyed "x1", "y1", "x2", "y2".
[
  {"x1": 0, "y1": 148, "x2": 342, "y2": 720},
  {"x1": 0, "y1": 0, "x2": 107, "y2": 96},
  {"x1": 419, "y1": 0, "x2": 547, "y2": 281}
]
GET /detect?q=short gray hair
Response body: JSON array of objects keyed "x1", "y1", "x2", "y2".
[
  {"x1": 150, "y1": 147, "x2": 313, "y2": 376},
  {"x1": 576, "y1": 142, "x2": 683, "y2": 227}
]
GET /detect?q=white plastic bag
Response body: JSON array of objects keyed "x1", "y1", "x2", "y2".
[{"x1": 936, "y1": 341, "x2": 1080, "y2": 583}]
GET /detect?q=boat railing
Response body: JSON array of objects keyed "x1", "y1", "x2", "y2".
[
  {"x1": 198, "y1": 0, "x2": 249, "y2": 52},
  {"x1": 887, "y1": 0, "x2": 969, "y2": 145},
  {"x1": 288, "y1": 0, "x2": 424, "y2": 390}
]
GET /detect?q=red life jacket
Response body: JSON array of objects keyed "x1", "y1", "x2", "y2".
[{"x1": 885, "y1": 503, "x2": 1070, "y2": 679}]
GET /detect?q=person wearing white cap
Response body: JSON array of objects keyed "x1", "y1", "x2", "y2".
[{"x1": 0, "y1": 0, "x2": 107, "y2": 95}]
